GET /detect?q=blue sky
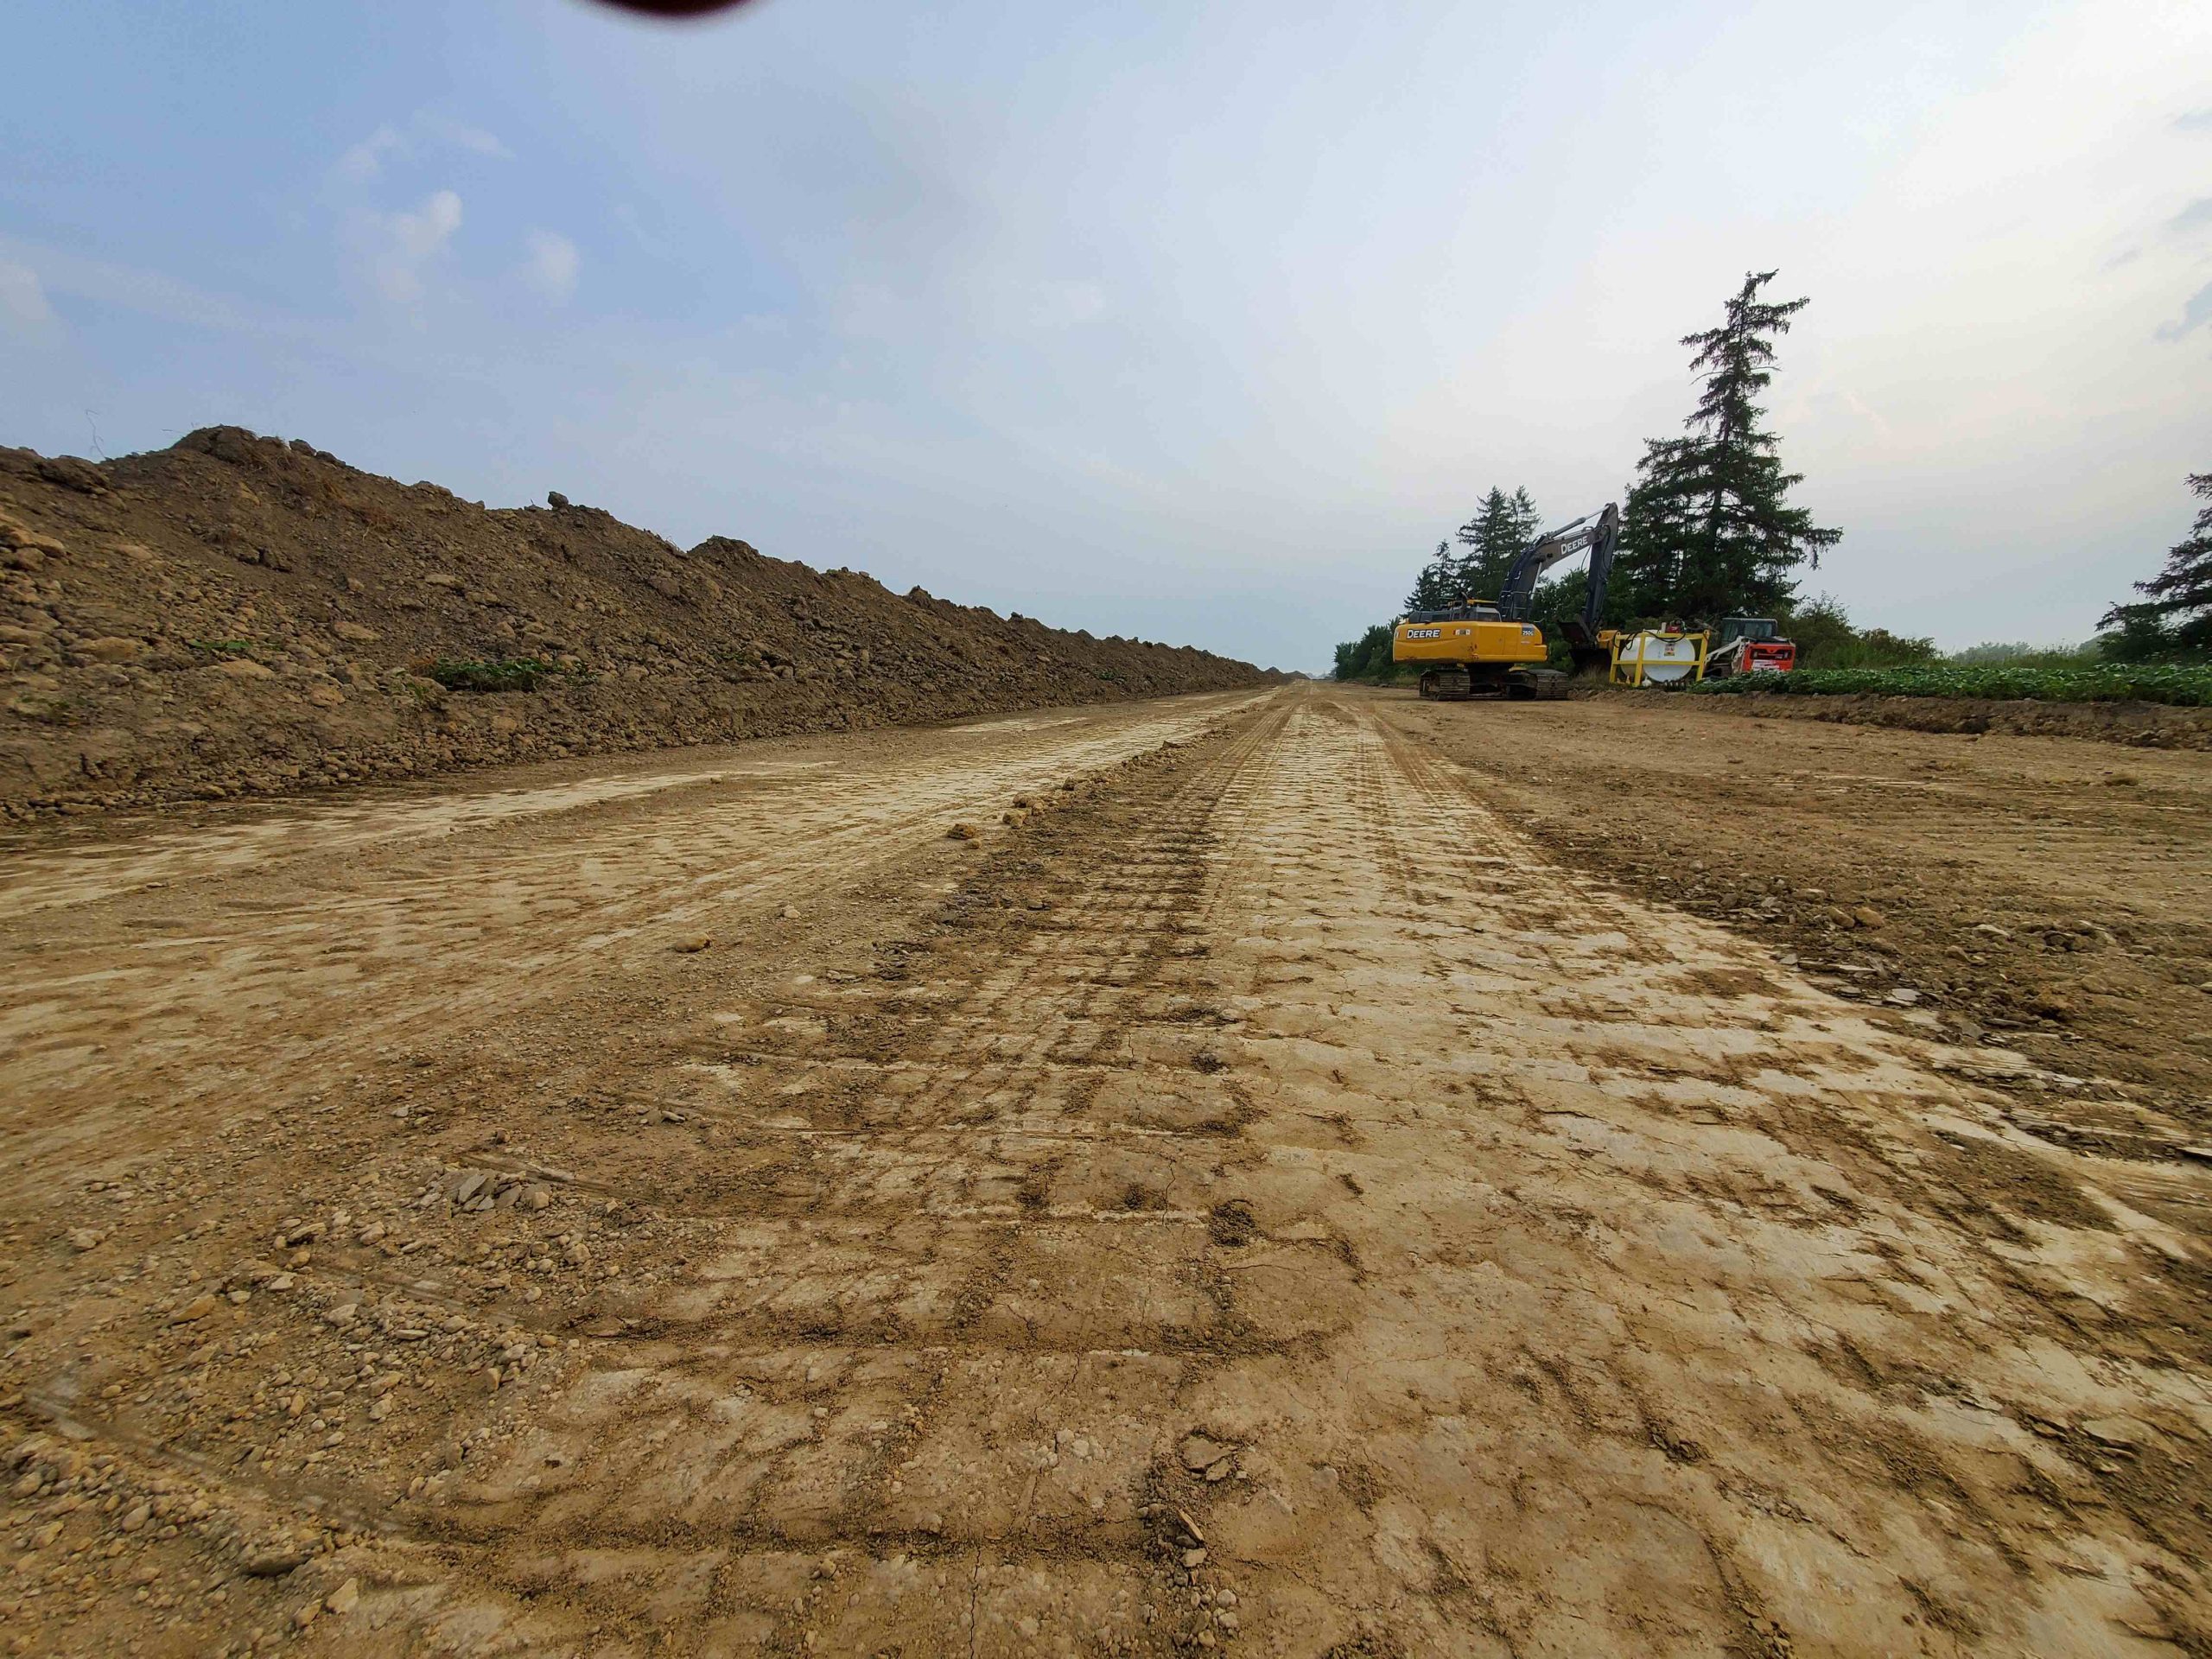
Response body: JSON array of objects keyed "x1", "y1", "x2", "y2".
[{"x1": 3, "y1": 0, "x2": 2208, "y2": 670}]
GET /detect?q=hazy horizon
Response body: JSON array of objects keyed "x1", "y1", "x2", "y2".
[{"x1": 3, "y1": 0, "x2": 2207, "y2": 671}]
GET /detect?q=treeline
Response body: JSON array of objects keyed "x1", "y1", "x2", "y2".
[{"x1": 1335, "y1": 268, "x2": 2209, "y2": 680}]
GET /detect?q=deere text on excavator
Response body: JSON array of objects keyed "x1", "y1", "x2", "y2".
[{"x1": 1392, "y1": 504, "x2": 1621, "y2": 699}]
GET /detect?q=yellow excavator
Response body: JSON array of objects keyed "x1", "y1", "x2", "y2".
[{"x1": 1392, "y1": 503, "x2": 1621, "y2": 699}]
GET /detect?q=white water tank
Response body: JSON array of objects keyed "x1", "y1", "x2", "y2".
[{"x1": 1615, "y1": 631, "x2": 1705, "y2": 685}]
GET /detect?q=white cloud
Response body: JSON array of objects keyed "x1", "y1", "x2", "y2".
[
  {"x1": 336, "y1": 124, "x2": 404, "y2": 183},
  {"x1": 334, "y1": 113, "x2": 511, "y2": 182},
  {"x1": 521, "y1": 230, "x2": 580, "y2": 304},
  {"x1": 0, "y1": 234, "x2": 282, "y2": 335},
  {"x1": 0, "y1": 259, "x2": 61, "y2": 345},
  {"x1": 2155, "y1": 279, "x2": 2212, "y2": 341},
  {"x1": 356, "y1": 189, "x2": 464, "y2": 305},
  {"x1": 420, "y1": 116, "x2": 511, "y2": 160}
]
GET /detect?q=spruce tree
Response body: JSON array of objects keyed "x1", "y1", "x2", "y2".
[
  {"x1": 2101, "y1": 473, "x2": 2212, "y2": 656},
  {"x1": 1452, "y1": 486, "x2": 1541, "y2": 601},
  {"x1": 1616, "y1": 271, "x2": 1839, "y2": 620},
  {"x1": 1403, "y1": 541, "x2": 1458, "y2": 613}
]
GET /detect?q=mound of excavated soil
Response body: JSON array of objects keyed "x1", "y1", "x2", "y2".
[
  {"x1": 0, "y1": 428, "x2": 1281, "y2": 818},
  {"x1": 1661, "y1": 687, "x2": 2212, "y2": 749}
]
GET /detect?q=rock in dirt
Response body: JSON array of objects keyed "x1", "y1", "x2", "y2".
[
  {"x1": 2082, "y1": 1415, "x2": 2150, "y2": 1448},
  {"x1": 244, "y1": 1546, "x2": 308, "y2": 1578},
  {"x1": 671, "y1": 934, "x2": 711, "y2": 953},
  {"x1": 170, "y1": 1293, "x2": 219, "y2": 1324},
  {"x1": 1179, "y1": 1433, "x2": 1233, "y2": 1470},
  {"x1": 948, "y1": 822, "x2": 982, "y2": 842},
  {"x1": 35, "y1": 454, "x2": 107, "y2": 494},
  {"x1": 326, "y1": 1577, "x2": 361, "y2": 1617},
  {"x1": 1853, "y1": 905, "x2": 1887, "y2": 929}
]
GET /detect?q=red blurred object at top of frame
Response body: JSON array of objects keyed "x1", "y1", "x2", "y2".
[{"x1": 587, "y1": 0, "x2": 760, "y2": 18}]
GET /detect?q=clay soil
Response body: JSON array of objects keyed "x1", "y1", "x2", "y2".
[
  {"x1": 1656, "y1": 687, "x2": 2212, "y2": 752},
  {"x1": 3, "y1": 683, "x2": 2209, "y2": 1657},
  {"x1": 0, "y1": 430, "x2": 1274, "y2": 822}
]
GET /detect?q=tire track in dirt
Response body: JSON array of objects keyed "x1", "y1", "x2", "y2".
[
  {"x1": 0, "y1": 693, "x2": 1265, "y2": 1192},
  {"x1": 1157, "y1": 690, "x2": 2208, "y2": 1656},
  {"x1": 329, "y1": 697, "x2": 1305, "y2": 1653},
  {"x1": 3, "y1": 684, "x2": 2205, "y2": 1656}
]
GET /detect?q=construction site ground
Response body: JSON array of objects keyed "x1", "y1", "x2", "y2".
[{"x1": 3, "y1": 682, "x2": 2209, "y2": 1657}]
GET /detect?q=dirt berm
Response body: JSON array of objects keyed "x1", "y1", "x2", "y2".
[{"x1": 0, "y1": 428, "x2": 1281, "y2": 819}]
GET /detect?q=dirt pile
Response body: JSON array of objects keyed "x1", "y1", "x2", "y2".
[
  {"x1": 1667, "y1": 685, "x2": 2212, "y2": 749},
  {"x1": 0, "y1": 427, "x2": 1280, "y2": 818}
]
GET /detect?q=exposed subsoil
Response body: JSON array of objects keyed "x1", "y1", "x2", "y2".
[
  {"x1": 3, "y1": 683, "x2": 2209, "y2": 1656},
  {"x1": 1653, "y1": 686, "x2": 2212, "y2": 750},
  {"x1": 1377, "y1": 687, "x2": 2212, "y2": 1138},
  {"x1": 0, "y1": 431, "x2": 1277, "y2": 822}
]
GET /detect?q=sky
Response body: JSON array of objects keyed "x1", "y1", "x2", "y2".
[{"x1": 2, "y1": 0, "x2": 2208, "y2": 671}]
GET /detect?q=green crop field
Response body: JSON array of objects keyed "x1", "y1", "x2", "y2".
[{"x1": 1691, "y1": 663, "x2": 2212, "y2": 707}]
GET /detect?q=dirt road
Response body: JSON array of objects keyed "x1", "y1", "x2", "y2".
[{"x1": 3, "y1": 684, "x2": 2207, "y2": 1656}]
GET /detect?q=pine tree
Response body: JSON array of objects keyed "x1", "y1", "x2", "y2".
[
  {"x1": 1403, "y1": 541, "x2": 1459, "y2": 613},
  {"x1": 2101, "y1": 474, "x2": 2212, "y2": 657},
  {"x1": 1452, "y1": 486, "x2": 1541, "y2": 601},
  {"x1": 1616, "y1": 271, "x2": 1840, "y2": 620}
]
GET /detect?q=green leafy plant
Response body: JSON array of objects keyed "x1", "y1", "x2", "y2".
[{"x1": 1693, "y1": 662, "x2": 2212, "y2": 706}]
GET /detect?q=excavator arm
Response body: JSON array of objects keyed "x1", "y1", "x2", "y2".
[{"x1": 1496, "y1": 503, "x2": 1620, "y2": 673}]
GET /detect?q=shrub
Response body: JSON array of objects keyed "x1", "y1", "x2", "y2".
[
  {"x1": 424, "y1": 657, "x2": 551, "y2": 693},
  {"x1": 1332, "y1": 624, "x2": 1397, "y2": 682}
]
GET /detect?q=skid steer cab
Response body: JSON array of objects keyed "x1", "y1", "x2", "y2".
[{"x1": 1707, "y1": 616, "x2": 1797, "y2": 677}]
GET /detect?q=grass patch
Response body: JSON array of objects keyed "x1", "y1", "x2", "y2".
[
  {"x1": 423, "y1": 656, "x2": 552, "y2": 693},
  {"x1": 1693, "y1": 663, "x2": 2212, "y2": 707}
]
